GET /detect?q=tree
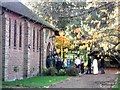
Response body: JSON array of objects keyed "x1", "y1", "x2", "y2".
[
  {"x1": 54, "y1": 31, "x2": 70, "y2": 58},
  {"x1": 27, "y1": 1, "x2": 120, "y2": 63}
]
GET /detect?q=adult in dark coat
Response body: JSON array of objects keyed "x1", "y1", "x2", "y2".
[
  {"x1": 100, "y1": 56, "x2": 105, "y2": 74},
  {"x1": 46, "y1": 56, "x2": 51, "y2": 68},
  {"x1": 86, "y1": 56, "x2": 92, "y2": 74},
  {"x1": 52, "y1": 57, "x2": 56, "y2": 67},
  {"x1": 56, "y1": 57, "x2": 62, "y2": 73},
  {"x1": 81, "y1": 59, "x2": 84, "y2": 74}
]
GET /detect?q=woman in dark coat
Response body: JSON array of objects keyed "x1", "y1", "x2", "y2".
[{"x1": 100, "y1": 56, "x2": 105, "y2": 74}]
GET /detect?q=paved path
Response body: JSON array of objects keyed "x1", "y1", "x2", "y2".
[
  {"x1": 49, "y1": 68, "x2": 119, "y2": 88},
  {"x1": 49, "y1": 74, "x2": 117, "y2": 88}
]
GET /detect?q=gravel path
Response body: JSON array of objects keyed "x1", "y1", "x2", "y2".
[{"x1": 49, "y1": 68, "x2": 119, "y2": 89}]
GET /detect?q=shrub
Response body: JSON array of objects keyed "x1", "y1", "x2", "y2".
[
  {"x1": 42, "y1": 67, "x2": 49, "y2": 76},
  {"x1": 44, "y1": 67, "x2": 57, "y2": 76},
  {"x1": 57, "y1": 69, "x2": 66, "y2": 76},
  {"x1": 66, "y1": 66, "x2": 78, "y2": 76}
]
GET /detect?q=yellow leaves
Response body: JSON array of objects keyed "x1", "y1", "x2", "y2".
[
  {"x1": 55, "y1": 32, "x2": 70, "y2": 58},
  {"x1": 92, "y1": 32, "x2": 102, "y2": 40},
  {"x1": 70, "y1": 45, "x2": 74, "y2": 49},
  {"x1": 86, "y1": 15, "x2": 91, "y2": 20},
  {"x1": 59, "y1": 31, "x2": 64, "y2": 36},
  {"x1": 93, "y1": 20, "x2": 99, "y2": 24},
  {"x1": 97, "y1": 21, "x2": 101, "y2": 29},
  {"x1": 107, "y1": 21, "x2": 112, "y2": 27},
  {"x1": 100, "y1": 10, "x2": 107, "y2": 13},
  {"x1": 115, "y1": 44, "x2": 120, "y2": 50},
  {"x1": 74, "y1": 28, "x2": 81, "y2": 33},
  {"x1": 114, "y1": 25, "x2": 120, "y2": 32},
  {"x1": 102, "y1": 18, "x2": 106, "y2": 20},
  {"x1": 64, "y1": 48, "x2": 68, "y2": 53},
  {"x1": 103, "y1": 33, "x2": 107, "y2": 37},
  {"x1": 94, "y1": 47, "x2": 99, "y2": 51},
  {"x1": 79, "y1": 45, "x2": 85, "y2": 50},
  {"x1": 77, "y1": 33, "x2": 81, "y2": 38},
  {"x1": 82, "y1": 40, "x2": 89, "y2": 44},
  {"x1": 89, "y1": 30, "x2": 94, "y2": 35},
  {"x1": 99, "y1": 42, "x2": 109, "y2": 51},
  {"x1": 55, "y1": 35, "x2": 70, "y2": 49},
  {"x1": 79, "y1": 44, "x2": 88, "y2": 50},
  {"x1": 73, "y1": 40, "x2": 79, "y2": 45},
  {"x1": 87, "y1": 46, "x2": 90, "y2": 51},
  {"x1": 74, "y1": 37, "x2": 77, "y2": 40},
  {"x1": 56, "y1": 49, "x2": 60, "y2": 53}
]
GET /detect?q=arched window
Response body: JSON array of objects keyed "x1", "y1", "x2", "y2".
[
  {"x1": 14, "y1": 20, "x2": 17, "y2": 47},
  {"x1": 19, "y1": 22, "x2": 22, "y2": 48},
  {"x1": 9, "y1": 18, "x2": 11, "y2": 47}
]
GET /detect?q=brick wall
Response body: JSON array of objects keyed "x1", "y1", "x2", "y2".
[
  {"x1": 0, "y1": 5, "x2": 3, "y2": 83},
  {"x1": 4, "y1": 12, "x2": 25, "y2": 81},
  {"x1": 2, "y1": 11, "x2": 6, "y2": 81},
  {"x1": 27, "y1": 22, "x2": 40, "y2": 77},
  {"x1": 2, "y1": 10, "x2": 56, "y2": 81}
]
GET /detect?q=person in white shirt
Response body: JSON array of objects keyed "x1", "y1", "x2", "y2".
[
  {"x1": 74, "y1": 56, "x2": 81, "y2": 73},
  {"x1": 63, "y1": 57, "x2": 68, "y2": 68}
]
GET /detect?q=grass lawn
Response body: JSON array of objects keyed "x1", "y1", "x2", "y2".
[
  {"x1": 112, "y1": 74, "x2": 120, "y2": 90},
  {"x1": 2, "y1": 76, "x2": 68, "y2": 88}
]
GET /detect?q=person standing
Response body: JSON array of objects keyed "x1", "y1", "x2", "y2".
[
  {"x1": 74, "y1": 56, "x2": 81, "y2": 73},
  {"x1": 56, "y1": 57, "x2": 62, "y2": 73},
  {"x1": 46, "y1": 56, "x2": 51, "y2": 68},
  {"x1": 92, "y1": 58, "x2": 98, "y2": 74},
  {"x1": 81, "y1": 58, "x2": 84, "y2": 74},
  {"x1": 86, "y1": 56, "x2": 92, "y2": 74},
  {"x1": 67, "y1": 58, "x2": 71, "y2": 68},
  {"x1": 63, "y1": 57, "x2": 68, "y2": 68},
  {"x1": 67, "y1": 55, "x2": 71, "y2": 68},
  {"x1": 100, "y1": 56, "x2": 105, "y2": 74}
]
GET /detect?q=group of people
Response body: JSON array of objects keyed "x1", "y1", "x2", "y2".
[
  {"x1": 46, "y1": 54, "x2": 105, "y2": 75},
  {"x1": 74, "y1": 55, "x2": 105, "y2": 75},
  {"x1": 46, "y1": 55, "x2": 71, "y2": 73}
]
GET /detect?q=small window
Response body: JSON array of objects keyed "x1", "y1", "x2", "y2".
[
  {"x1": 37, "y1": 29, "x2": 39, "y2": 51},
  {"x1": 9, "y1": 18, "x2": 11, "y2": 47},
  {"x1": 33, "y1": 28, "x2": 35, "y2": 51},
  {"x1": 19, "y1": 22, "x2": 22, "y2": 48},
  {"x1": 14, "y1": 20, "x2": 17, "y2": 47}
]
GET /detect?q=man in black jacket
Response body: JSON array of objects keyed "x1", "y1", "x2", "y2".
[
  {"x1": 86, "y1": 56, "x2": 92, "y2": 74},
  {"x1": 100, "y1": 56, "x2": 105, "y2": 74}
]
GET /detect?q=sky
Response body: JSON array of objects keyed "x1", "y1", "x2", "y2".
[{"x1": 19, "y1": 0, "x2": 29, "y2": 4}]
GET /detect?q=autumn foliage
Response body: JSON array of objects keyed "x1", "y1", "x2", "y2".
[{"x1": 54, "y1": 32, "x2": 70, "y2": 58}]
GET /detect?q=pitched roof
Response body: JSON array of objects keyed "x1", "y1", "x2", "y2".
[{"x1": 0, "y1": 0, "x2": 58, "y2": 31}]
